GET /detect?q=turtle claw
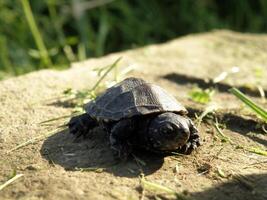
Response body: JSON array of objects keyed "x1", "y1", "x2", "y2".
[
  {"x1": 179, "y1": 120, "x2": 201, "y2": 154},
  {"x1": 68, "y1": 117, "x2": 84, "y2": 136},
  {"x1": 74, "y1": 130, "x2": 86, "y2": 139},
  {"x1": 69, "y1": 124, "x2": 88, "y2": 139},
  {"x1": 68, "y1": 113, "x2": 97, "y2": 139},
  {"x1": 113, "y1": 150, "x2": 128, "y2": 161},
  {"x1": 69, "y1": 124, "x2": 78, "y2": 135},
  {"x1": 111, "y1": 144, "x2": 131, "y2": 161},
  {"x1": 180, "y1": 138, "x2": 200, "y2": 154}
]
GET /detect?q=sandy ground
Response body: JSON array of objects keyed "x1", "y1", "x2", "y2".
[{"x1": 0, "y1": 30, "x2": 267, "y2": 200}]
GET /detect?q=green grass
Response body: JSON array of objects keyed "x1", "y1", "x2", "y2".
[
  {"x1": 90, "y1": 57, "x2": 122, "y2": 91},
  {"x1": 60, "y1": 57, "x2": 123, "y2": 112},
  {"x1": 229, "y1": 87, "x2": 267, "y2": 122},
  {"x1": 21, "y1": 0, "x2": 52, "y2": 68},
  {"x1": 1, "y1": 0, "x2": 267, "y2": 79},
  {"x1": 214, "y1": 118, "x2": 235, "y2": 144},
  {"x1": 195, "y1": 103, "x2": 218, "y2": 127},
  {"x1": 188, "y1": 87, "x2": 215, "y2": 104}
]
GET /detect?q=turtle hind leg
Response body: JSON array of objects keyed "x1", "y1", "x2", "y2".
[{"x1": 68, "y1": 113, "x2": 98, "y2": 138}]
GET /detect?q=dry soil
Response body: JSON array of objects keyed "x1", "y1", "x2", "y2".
[{"x1": 0, "y1": 30, "x2": 267, "y2": 200}]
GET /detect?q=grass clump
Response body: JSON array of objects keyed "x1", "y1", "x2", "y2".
[
  {"x1": 58, "y1": 57, "x2": 122, "y2": 113},
  {"x1": 2, "y1": 1, "x2": 267, "y2": 79},
  {"x1": 188, "y1": 87, "x2": 215, "y2": 104}
]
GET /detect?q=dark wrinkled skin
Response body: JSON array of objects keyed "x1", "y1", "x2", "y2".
[{"x1": 68, "y1": 112, "x2": 200, "y2": 160}]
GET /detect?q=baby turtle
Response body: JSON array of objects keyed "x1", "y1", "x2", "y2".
[{"x1": 68, "y1": 77, "x2": 200, "y2": 160}]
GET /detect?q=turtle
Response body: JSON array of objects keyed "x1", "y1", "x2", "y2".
[{"x1": 68, "y1": 77, "x2": 200, "y2": 160}]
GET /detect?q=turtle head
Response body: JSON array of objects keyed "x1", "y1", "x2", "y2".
[{"x1": 147, "y1": 112, "x2": 190, "y2": 151}]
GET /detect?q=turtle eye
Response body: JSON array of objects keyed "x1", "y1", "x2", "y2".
[
  {"x1": 153, "y1": 140, "x2": 162, "y2": 148},
  {"x1": 160, "y1": 123, "x2": 174, "y2": 135}
]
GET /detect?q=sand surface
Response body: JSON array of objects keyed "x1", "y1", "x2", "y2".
[{"x1": 0, "y1": 30, "x2": 267, "y2": 200}]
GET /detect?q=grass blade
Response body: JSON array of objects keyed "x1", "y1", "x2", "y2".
[
  {"x1": 229, "y1": 88, "x2": 267, "y2": 122},
  {"x1": 39, "y1": 113, "x2": 81, "y2": 124},
  {"x1": 74, "y1": 167, "x2": 105, "y2": 172},
  {"x1": 7, "y1": 128, "x2": 64, "y2": 153},
  {"x1": 140, "y1": 175, "x2": 191, "y2": 200},
  {"x1": 0, "y1": 174, "x2": 24, "y2": 191},
  {"x1": 214, "y1": 118, "x2": 267, "y2": 156},
  {"x1": 214, "y1": 119, "x2": 235, "y2": 145},
  {"x1": 196, "y1": 103, "x2": 218, "y2": 127},
  {"x1": 90, "y1": 57, "x2": 122, "y2": 91},
  {"x1": 247, "y1": 147, "x2": 267, "y2": 156},
  {"x1": 21, "y1": 0, "x2": 52, "y2": 67}
]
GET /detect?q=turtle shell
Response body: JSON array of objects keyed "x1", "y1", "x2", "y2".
[{"x1": 85, "y1": 77, "x2": 188, "y2": 121}]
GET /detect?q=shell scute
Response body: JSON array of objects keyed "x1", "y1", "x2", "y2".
[{"x1": 85, "y1": 77, "x2": 187, "y2": 121}]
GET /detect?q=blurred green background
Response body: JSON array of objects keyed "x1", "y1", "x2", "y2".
[{"x1": 1, "y1": 0, "x2": 267, "y2": 79}]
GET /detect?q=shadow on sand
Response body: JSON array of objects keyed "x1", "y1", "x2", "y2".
[
  {"x1": 41, "y1": 127, "x2": 267, "y2": 200},
  {"x1": 187, "y1": 107, "x2": 267, "y2": 147},
  {"x1": 162, "y1": 72, "x2": 267, "y2": 98},
  {"x1": 161, "y1": 72, "x2": 266, "y2": 146},
  {"x1": 40, "y1": 128, "x2": 164, "y2": 178},
  {"x1": 189, "y1": 173, "x2": 267, "y2": 200}
]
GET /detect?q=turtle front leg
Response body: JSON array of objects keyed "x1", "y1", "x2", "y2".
[
  {"x1": 109, "y1": 118, "x2": 135, "y2": 160},
  {"x1": 180, "y1": 119, "x2": 200, "y2": 154},
  {"x1": 68, "y1": 113, "x2": 98, "y2": 138}
]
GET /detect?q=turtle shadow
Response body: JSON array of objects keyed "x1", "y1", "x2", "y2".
[
  {"x1": 162, "y1": 72, "x2": 267, "y2": 98},
  {"x1": 187, "y1": 107, "x2": 267, "y2": 147},
  {"x1": 40, "y1": 128, "x2": 164, "y2": 177}
]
